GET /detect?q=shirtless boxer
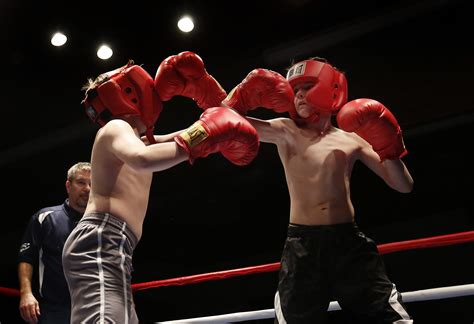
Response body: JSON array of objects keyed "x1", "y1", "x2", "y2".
[
  {"x1": 223, "y1": 58, "x2": 414, "y2": 323},
  {"x1": 62, "y1": 58, "x2": 258, "y2": 323}
]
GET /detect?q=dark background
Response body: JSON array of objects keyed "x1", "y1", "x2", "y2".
[{"x1": 1, "y1": 0, "x2": 473, "y2": 323}]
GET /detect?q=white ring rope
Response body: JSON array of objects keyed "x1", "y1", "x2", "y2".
[{"x1": 156, "y1": 284, "x2": 474, "y2": 323}]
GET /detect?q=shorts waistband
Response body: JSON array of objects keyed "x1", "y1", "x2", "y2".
[
  {"x1": 80, "y1": 212, "x2": 138, "y2": 249},
  {"x1": 287, "y1": 222, "x2": 359, "y2": 235}
]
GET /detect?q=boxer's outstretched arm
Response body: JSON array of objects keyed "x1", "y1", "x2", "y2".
[
  {"x1": 142, "y1": 130, "x2": 185, "y2": 145},
  {"x1": 246, "y1": 117, "x2": 289, "y2": 145},
  {"x1": 100, "y1": 119, "x2": 188, "y2": 172}
]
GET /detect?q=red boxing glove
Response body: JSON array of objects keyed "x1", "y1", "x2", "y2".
[
  {"x1": 336, "y1": 98, "x2": 408, "y2": 161},
  {"x1": 154, "y1": 51, "x2": 227, "y2": 109},
  {"x1": 222, "y1": 69, "x2": 295, "y2": 115},
  {"x1": 175, "y1": 107, "x2": 259, "y2": 165}
]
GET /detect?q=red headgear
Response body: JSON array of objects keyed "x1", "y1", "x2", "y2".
[
  {"x1": 286, "y1": 60, "x2": 348, "y2": 120},
  {"x1": 82, "y1": 61, "x2": 163, "y2": 143}
]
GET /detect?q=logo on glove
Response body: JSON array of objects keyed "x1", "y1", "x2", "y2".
[{"x1": 180, "y1": 122, "x2": 209, "y2": 148}]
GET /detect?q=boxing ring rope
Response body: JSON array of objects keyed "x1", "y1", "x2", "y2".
[
  {"x1": 1, "y1": 230, "x2": 473, "y2": 320},
  {"x1": 156, "y1": 284, "x2": 474, "y2": 323},
  {"x1": 2, "y1": 230, "x2": 471, "y2": 296},
  {"x1": 131, "y1": 230, "x2": 474, "y2": 291},
  {"x1": 0, "y1": 287, "x2": 20, "y2": 297}
]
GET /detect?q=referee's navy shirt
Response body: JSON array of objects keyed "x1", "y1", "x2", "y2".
[{"x1": 18, "y1": 199, "x2": 82, "y2": 309}]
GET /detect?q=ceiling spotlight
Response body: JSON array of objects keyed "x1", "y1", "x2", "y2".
[
  {"x1": 97, "y1": 45, "x2": 113, "y2": 60},
  {"x1": 51, "y1": 32, "x2": 67, "y2": 47},
  {"x1": 178, "y1": 16, "x2": 194, "y2": 33}
]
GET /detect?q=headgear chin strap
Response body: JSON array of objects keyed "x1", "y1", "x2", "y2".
[
  {"x1": 82, "y1": 61, "x2": 163, "y2": 143},
  {"x1": 286, "y1": 60, "x2": 348, "y2": 124}
]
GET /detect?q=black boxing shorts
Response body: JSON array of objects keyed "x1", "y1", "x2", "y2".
[{"x1": 274, "y1": 222, "x2": 412, "y2": 324}]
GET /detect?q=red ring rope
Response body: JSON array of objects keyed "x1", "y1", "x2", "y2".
[
  {"x1": 1, "y1": 230, "x2": 473, "y2": 295},
  {"x1": 131, "y1": 230, "x2": 474, "y2": 292}
]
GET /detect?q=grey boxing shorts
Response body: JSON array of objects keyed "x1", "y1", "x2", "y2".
[{"x1": 62, "y1": 212, "x2": 139, "y2": 324}]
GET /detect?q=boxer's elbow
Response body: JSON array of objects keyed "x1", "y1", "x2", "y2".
[{"x1": 391, "y1": 178, "x2": 414, "y2": 193}]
